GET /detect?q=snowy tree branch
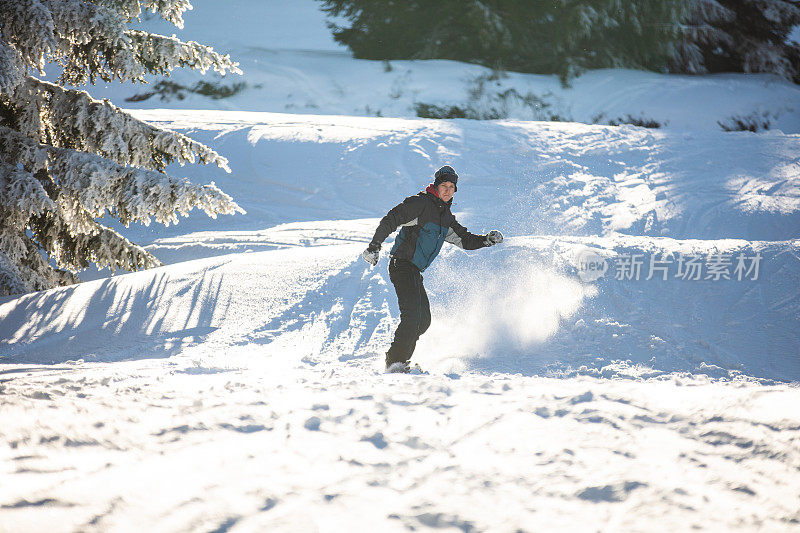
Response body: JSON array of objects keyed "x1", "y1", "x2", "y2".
[
  {"x1": 0, "y1": 0, "x2": 239, "y2": 85},
  {"x1": 0, "y1": 40, "x2": 26, "y2": 94},
  {"x1": 0, "y1": 159, "x2": 161, "y2": 280},
  {"x1": 0, "y1": 162, "x2": 78, "y2": 294},
  {"x1": 0, "y1": 0, "x2": 58, "y2": 74},
  {"x1": 7, "y1": 77, "x2": 231, "y2": 173},
  {"x1": 127, "y1": 31, "x2": 242, "y2": 78},
  {"x1": 0, "y1": 125, "x2": 244, "y2": 228},
  {"x1": 0, "y1": 162, "x2": 56, "y2": 217},
  {"x1": 87, "y1": 0, "x2": 193, "y2": 28}
]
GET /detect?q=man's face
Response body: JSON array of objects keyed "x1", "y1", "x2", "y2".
[{"x1": 437, "y1": 180, "x2": 456, "y2": 202}]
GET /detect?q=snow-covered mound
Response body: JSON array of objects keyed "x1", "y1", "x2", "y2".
[
  {"x1": 3, "y1": 112, "x2": 798, "y2": 382},
  {"x1": 2, "y1": 231, "x2": 798, "y2": 381}
]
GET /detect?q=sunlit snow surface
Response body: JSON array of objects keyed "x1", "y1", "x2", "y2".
[
  {"x1": 2, "y1": 110, "x2": 799, "y2": 531},
  {"x1": 4, "y1": 2, "x2": 800, "y2": 528}
]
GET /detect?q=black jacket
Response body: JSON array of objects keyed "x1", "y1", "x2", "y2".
[{"x1": 370, "y1": 186, "x2": 487, "y2": 271}]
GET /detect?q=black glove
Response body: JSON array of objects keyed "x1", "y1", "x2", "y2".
[
  {"x1": 484, "y1": 230, "x2": 503, "y2": 246},
  {"x1": 362, "y1": 242, "x2": 381, "y2": 266}
]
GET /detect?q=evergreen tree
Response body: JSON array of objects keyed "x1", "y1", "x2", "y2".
[
  {"x1": 0, "y1": 0, "x2": 244, "y2": 296},
  {"x1": 319, "y1": 0, "x2": 800, "y2": 82},
  {"x1": 673, "y1": 0, "x2": 800, "y2": 82},
  {"x1": 671, "y1": 0, "x2": 736, "y2": 74},
  {"x1": 318, "y1": 0, "x2": 683, "y2": 82}
]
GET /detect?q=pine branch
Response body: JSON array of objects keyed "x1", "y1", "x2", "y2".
[
  {"x1": 7, "y1": 76, "x2": 231, "y2": 173},
  {"x1": 0, "y1": 125, "x2": 244, "y2": 228},
  {"x1": 0, "y1": 245, "x2": 75, "y2": 296},
  {"x1": 0, "y1": 161, "x2": 56, "y2": 217},
  {"x1": 0, "y1": 40, "x2": 26, "y2": 94},
  {"x1": 678, "y1": 22, "x2": 734, "y2": 47},
  {"x1": 0, "y1": 0, "x2": 240, "y2": 85},
  {"x1": 752, "y1": 0, "x2": 800, "y2": 24},
  {"x1": 141, "y1": 0, "x2": 193, "y2": 27},
  {"x1": 690, "y1": 0, "x2": 736, "y2": 24},
  {"x1": 46, "y1": 0, "x2": 134, "y2": 84},
  {"x1": 0, "y1": 163, "x2": 78, "y2": 294},
  {"x1": 55, "y1": 27, "x2": 241, "y2": 84},
  {"x1": 0, "y1": 0, "x2": 58, "y2": 74},
  {"x1": 742, "y1": 39, "x2": 794, "y2": 77},
  {"x1": 0, "y1": 159, "x2": 161, "y2": 279},
  {"x1": 28, "y1": 204, "x2": 162, "y2": 272},
  {"x1": 127, "y1": 31, "x2": 242, "y2": 78},
  {"x1": 87, "y1": 0, "x2": 193, "y2": 28}
]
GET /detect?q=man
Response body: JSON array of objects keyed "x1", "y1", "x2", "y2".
[{"x1": 361, "y1": 165, "x2": 504, "y2": 373}]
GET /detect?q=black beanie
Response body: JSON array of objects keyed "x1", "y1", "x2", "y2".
[{"x1": 433, "y1": 165, "x2": 458, "y2": 191}]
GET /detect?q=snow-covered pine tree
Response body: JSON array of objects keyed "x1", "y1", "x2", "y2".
[
  {"x1": 0, "y1": 0, "x2": 244, "y2": 296},
  {"x1": 539, "y1": 0, "x2": 683, "y2": 83},
  {"x1": 317, "y1": 0, "x2": 683, "y2": 83},
  {"x1": 673, "y1": 0, "x2": 800, "y2": 81},
  {"x1": 670, "y1": 0, "x2": 736, "y2": 74}
]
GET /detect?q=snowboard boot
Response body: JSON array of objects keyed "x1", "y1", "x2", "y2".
[
  {"x1": 386, "y1": 360, "x2": 411, "y2": 373},
  {"x1": 385, "y1": 350, "x2": 408, "y2": 373}
]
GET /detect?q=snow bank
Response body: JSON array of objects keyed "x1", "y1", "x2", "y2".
[{"x1": 2, "y1": 232, "x2": 797, "y2": 381}]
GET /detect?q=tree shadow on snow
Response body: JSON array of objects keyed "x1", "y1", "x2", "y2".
[{"x1": 0, "y1": 270, "x2": 229, "y2": 365}]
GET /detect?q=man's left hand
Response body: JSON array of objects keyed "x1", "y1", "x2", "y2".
[
  {"x1": 484, "y1": 230, "x2": 503, "y2": 246},
  {"x1": 362, "y1": 243, "x2": 380, "y2": 266}
]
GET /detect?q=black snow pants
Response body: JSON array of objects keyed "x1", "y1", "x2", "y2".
[{"x1": 385, "y1": 257, "x2": 431, "y2": 366}]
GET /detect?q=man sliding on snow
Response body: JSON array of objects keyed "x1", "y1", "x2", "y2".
[{"x1": 361, "y1": 165, "x2": 504, "y2": 373}]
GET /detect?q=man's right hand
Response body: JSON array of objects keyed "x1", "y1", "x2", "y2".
[
  {"x1": 484, "y1": 230, "x2": 504, "y2": 246},
  {"x1": 361, "y1": 242, "x2": 380, "y2": 266}
]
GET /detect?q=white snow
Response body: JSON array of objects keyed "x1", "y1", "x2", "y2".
[{"x1": 3, "y1": 1, "x2": 800, "y2": 531}]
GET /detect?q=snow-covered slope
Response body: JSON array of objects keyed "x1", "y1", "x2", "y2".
[
  {"x1": 75, "y1": 0, "x2": 800, "y2": 133},
  {"x1": 125, "y1": 110, "x2": 800, "y2": 242},
  {"x1": 2, "y1": 226, "x2": 800, "y2": 530},
  {"x1": 2, "y1": 111, "x2": 799, "y2": 529},
  {"x1": 3, "y1": 111, "x2": 798, "y2": 380},
  {"x1": 3, "y1": 342, "x2": 799, "y2": 532},
  {"x1": 3, "y1": 1, "x2": 800, "y2": 530}
]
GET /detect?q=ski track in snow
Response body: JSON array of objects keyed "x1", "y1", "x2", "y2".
[{"x1": 1, "y1": 111, "x2": 799, "y2": 531}]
